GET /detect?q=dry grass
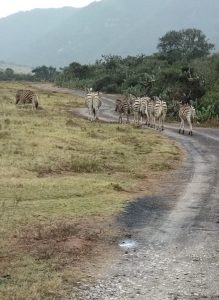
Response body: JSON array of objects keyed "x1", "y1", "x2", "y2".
[{"x1": 0, "y1": 81, "x2": 182, "y2": 299}]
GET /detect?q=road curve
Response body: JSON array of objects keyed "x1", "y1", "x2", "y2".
[
  {"x1": 31, "y1": 85, "x2": 218, "y2": 299},
  {"x1": 73, "y1": 94, "x2": 219, "y2": 300}
]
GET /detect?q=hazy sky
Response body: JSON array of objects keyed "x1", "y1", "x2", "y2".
[{"x1": 0, "y1": 0, "x2": 100, "y2": 19}]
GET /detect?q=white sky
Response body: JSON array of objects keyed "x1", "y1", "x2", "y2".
[{"x1": 0, "y1": 0, "x2": 100, "y2": 19}]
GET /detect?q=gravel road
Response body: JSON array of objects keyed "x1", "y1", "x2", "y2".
[
  {"x1": 73, "y1": 94, "x2": 219, "y2": 300},
  {"x1": 32, "y1": 84, "x2": 219, "y2": 300}
]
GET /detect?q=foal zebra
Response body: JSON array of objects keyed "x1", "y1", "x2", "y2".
[
  {"x1": 115, "y1": 98, "x2": 132, "y2": 123},
  {"x1": 85, "y1": 90, "x2": 102, "y2": 121},
  {"x1": 178, "y1": 104, "x2": 195, "y2": 135},
  {"x1": 15, "y1": 89, "x2": 39, "y2": 110}
]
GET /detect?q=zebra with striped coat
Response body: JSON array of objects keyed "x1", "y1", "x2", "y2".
[
  {"x1": 85, "y1": 89, "x2": 102, "y2": 121},
  {"x1": 131, "y1": 96, "x2": 148, "y2": 125},
  {"x1": 178, "y1": 103, "x2": 195, "y2": 135},
  {"x1": 141, "y1": 96, "x2": 150, "y2": 125},
  {"x1": 115, "y1": 97, "x2": 132, "y2": 123},
  {"x1": 15, "y1": 89, "x2": 39, "y2": 110},
  {"x1": 150, "y1": 96, "x2": 167, "y2": 131},
  {"x1": 147, "y1": 97, "x2": 155, "y2": 128}
]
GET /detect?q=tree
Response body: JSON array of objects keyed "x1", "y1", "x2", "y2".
[
  {"x1": 32, "y1": 66, "x2": 57, "y2": 81},
  {"x1": 4, "y1": 68, "x2": 14, "y2": 78},
  {"x1": 157, "y1": 28, "x2": 214, "y2": 63}
]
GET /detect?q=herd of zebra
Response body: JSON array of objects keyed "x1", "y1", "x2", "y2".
[
  {"x1": 115, "y1": 95, "x2": 167, "y2": 131},
  {"x1": 14, "y1": 88, "x2": 196, "y2": 135},
  {"x1": 85, "y1": 89, "x2": 196, "y2": 135}
]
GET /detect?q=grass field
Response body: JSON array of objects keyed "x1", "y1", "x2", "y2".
[{"x1": 0, "y1": 81, "x2": 182, "y2": 299}]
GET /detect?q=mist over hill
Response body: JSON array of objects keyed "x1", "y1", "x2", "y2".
[{"x1": 0, "y1": 0, "x2": 218, "y2": 67}]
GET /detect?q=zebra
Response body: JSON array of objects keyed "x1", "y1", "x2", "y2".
[
  {"x1": 132, "y1": 96, "x2": 148, "y2": 125},
  {"x1": 150, "y1": 96, "x2": 167, "y2": 131},
  {"x1": 85, "y1": 90, "x2": 102, "y2": 121},
  {"x1": 159, "y1": 99, "x2": 167, "y2": 131},
  {"x1": 15, "y1": 89, "x2": 39, "y2": 110},
  {"x1": 115, "y1": 98, "x2": 132, "y2": 123},
  {"x1": 147, "y1": 97, "x2": 155, "y2": 128},
  {"x1": 141, "y1": 96, "x2": 150, "y2": 125},
  {"x1": 178, "y1": 103, "x2": 196, "y2": 135}
]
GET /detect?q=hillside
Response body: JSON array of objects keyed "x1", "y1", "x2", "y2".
[{"x1": 0, "y1": 0, "x2": 218, "y2": 67}]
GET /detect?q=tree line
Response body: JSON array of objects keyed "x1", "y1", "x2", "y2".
[{"x1": 2, "y1": 28, "x2": 219, "y2": 122}]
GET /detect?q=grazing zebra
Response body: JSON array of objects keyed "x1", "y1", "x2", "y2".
[
  {"x1": 151, "y1": 96, "x2": 167, "y2": 131},
  {"x1": 15, "y1": 89, "x2": 39, "y2": 110},
  {"x1": 115, "y1": 98, "x2": 132, "y2": 123},
  {"x1": 178, "y1": 103, "x2": 196, "y2": 135},
  {"x1": 85, "y1": 90, "x2": 102, "y2": 121}
]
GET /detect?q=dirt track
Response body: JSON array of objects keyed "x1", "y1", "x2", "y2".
[{"x1": 33, "y1": 84, "x2": 219, "y2": 300}]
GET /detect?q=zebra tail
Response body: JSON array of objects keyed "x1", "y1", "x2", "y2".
[
  {"x1": 34, "y1": 95, "x2": 39, "y2": 109},
  {"x1": 35, "y1": 100, "x2": 39, "y2": 109},
  {"x1": 93, "y1": 107, "x2": 96, "y2": 117}
]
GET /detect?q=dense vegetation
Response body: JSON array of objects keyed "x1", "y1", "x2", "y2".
[{"x1": 1, "y1": 28, "x2": 219, "y2": 123}]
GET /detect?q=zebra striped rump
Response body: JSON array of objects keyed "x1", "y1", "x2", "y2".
[
  {"x1": 147, "y1": 97, "x2": 155, "y2": 127},
  {"x1": 132, "y1": 97, "x2": 148, "y2": 125},
  {"x1": 150, "y1": 96, "x2": 167, "y2": 131},
  {"x1": 178, "y1": 104, "x2": 195, "y2": 135},
  {"x1": 85, "y1": 91, "x2": 102, "y2": 121},
  {"x1": 115, "y1": 98, "x2": 132, "y2": 123}
]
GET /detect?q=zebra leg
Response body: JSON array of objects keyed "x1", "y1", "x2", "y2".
[
  {"x1": 147, "y1": 114, "x2": 151, "y2": 127},
  {"x1": 151, "y1": 116, "x2": 155, "y2": 128},
  {"x1": 158, "y1": 118, "x2": 162, "y2": 131},
  {"x1": 140, "y1": 113, "x2": 144, "y2": 124},
  {"x1": 89, "y1": 107, "x2": 93, "y2": 121},
  {"x1": 161, "y1": 115, "x2": 165, "y2": 131},
  {"x1": 153, "y1": 117, "x2": 156, "y2": 129},
  {"x1": 33, "y1": 95, "x2": 38, "y2": 110},
  {"x1": 133, "y1": 112, "x2": 136, "y2": 123},
  {"x1": 93, "y1": 108, "x2": 97, "y2": 121},
  {"x1": 161, "y1": 118, "x2": 164, "y2": 131},
  {"x1": 159, "y1": 116, "x2": 162, "y2": 131},
  {"x1": 134, "y1": 111, "x2": 138, "y2": 124},
  {"x1": 187, "y1": 117, "x2": 193, "y2": 136},
  {"x1": 160, "y1": 118, "x2": 163, "y2": 131},
  {"x1": 156, "y1": 118, "x2": 159, "y2": 130},
  {"x1": 182, "y1": 119, "x2": 185, "y2": 134},
  {"x1": 145, "y1": 111, "x2": 149, "y2": 125},
  {"x1": 179, "y1": 118, "x2": 183, "y2": 133}
]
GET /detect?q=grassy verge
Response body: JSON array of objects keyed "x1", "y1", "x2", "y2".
[{"x1": 0, "y1": 81, "x2": 181, "y2": 299}]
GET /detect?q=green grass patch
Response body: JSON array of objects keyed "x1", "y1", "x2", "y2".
[{"x1": 0, "y1": 81, "x2": 181, "y2": 299}]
